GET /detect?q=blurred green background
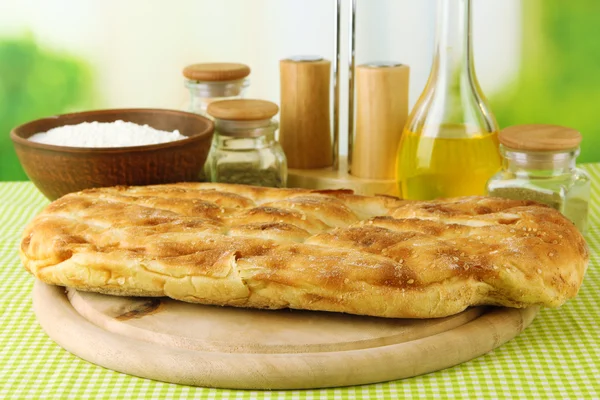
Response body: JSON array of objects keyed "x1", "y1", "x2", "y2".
[
  {"x1": 1, "y1": 0, "x2": 599, "y2": 181},
  {"x1": 490, "y1": 0, "x2": 600, "y2": 164},
  {"x1": 0, "y1": 36, "x2": 94, "y2": 180}
]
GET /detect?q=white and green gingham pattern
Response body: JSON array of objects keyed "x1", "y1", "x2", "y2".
[{"x1": 1, "y1": 166, "x2": 599, "y2": 399}]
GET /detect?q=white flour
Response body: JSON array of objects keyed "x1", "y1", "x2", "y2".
[{"x1": 28, "y1": 120, "x2": 187, "y2": 147}]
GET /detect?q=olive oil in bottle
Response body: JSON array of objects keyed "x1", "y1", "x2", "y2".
[
  {"x1": 395, "y1": 0, "x2": 501, "y2": 200},
  {"x1": 397, "y1": 127, "x2": 501, "y2": 200}
]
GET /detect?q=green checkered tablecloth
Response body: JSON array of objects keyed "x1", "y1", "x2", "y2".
[{"x1": 1, "y1": 166, "x2": 599, "y2": 399}]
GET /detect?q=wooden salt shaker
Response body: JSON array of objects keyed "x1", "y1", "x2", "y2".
[
  {"x1": 351, "y1": 63, "x2": 409, "y2": 180},
  {"x1": 279, "y1": 56, "x2": 333, "y2": 169}
]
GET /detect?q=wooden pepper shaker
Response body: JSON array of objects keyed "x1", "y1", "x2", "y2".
[
  {"x1": 279, "y1": 56, "x2": 333, "y2": 169},
  {"x1": 351, "y1": 63, "x2": 409, "y2": 180}
]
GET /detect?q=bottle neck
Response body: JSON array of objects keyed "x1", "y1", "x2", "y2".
[
  {"x1": 408, "y1": 0, "x2": 496, "y2": 136},
  {"x1": 503, "y1": 147, "x2": 578, "y2": 176},
  {"x1": 432, "y1": 0, "x2": 473, "y2": 86}
]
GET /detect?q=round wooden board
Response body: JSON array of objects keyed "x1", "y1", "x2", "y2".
[{"x1": 33, "y1": 281, "x2": 539, "y2": 390}]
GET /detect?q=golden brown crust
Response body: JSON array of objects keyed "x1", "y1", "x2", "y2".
[{"x1": 20, "y1": 183, "x2": 588, "y2": 318}]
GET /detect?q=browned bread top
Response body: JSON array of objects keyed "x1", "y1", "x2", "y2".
[{"x1": 20, "y1": 183, "x2": 588, "y2": 318}]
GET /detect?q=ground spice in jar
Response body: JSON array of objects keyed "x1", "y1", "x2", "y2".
[
  {"x1": 487, "y1": 187, "x2": 563, "y2": 210},
  {"x1": 214, "y1": 164, "x2": 284, "y2": 187}
]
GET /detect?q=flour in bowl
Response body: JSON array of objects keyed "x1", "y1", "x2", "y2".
[{"x1": 28, "y1": 120, "x2": 188, "y2": 147}]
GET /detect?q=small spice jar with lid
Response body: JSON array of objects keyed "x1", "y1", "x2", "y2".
[
  {"x1": 206, "y1": 99, "x2": 287, "y2": 188},
  {"x1": 183, "y1": 63, "x2": 251, "y2": 117},
  {"x1": 486, "y1": 124, "x2": 591, "y2": 232}
]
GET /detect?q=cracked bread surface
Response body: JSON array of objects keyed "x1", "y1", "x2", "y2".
[{"x1": 20, "y1": 183, "x2": 588, "y2": 318}]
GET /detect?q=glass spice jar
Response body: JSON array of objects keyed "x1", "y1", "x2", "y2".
[
  {"x1": 486, "y1": 125, "x2": 591, "y2": 232},
  {"x1": 206, "y1": 99, "x2": 287, "y2": 188},
  {"x1": 183, "y1": 63, "x2": 251, "y2": 117}
]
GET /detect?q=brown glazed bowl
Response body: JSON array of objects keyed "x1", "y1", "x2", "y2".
[{"x1": 11, "y1": 108, "x2": 214, "y2": 200}]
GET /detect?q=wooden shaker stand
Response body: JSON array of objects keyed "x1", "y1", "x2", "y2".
[
  {"x1": 285, "y1": 2, "x2": 407, "y2": 197},
  {"x1": 286, "y1": 61, "x2": 409, "y2": 197}
]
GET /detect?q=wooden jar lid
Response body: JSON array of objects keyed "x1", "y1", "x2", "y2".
[
  {"x1": 183, "y1": 63, "x2": 251, "y2": 82},
  {"x1": 207, "y1": 99, "x2": 279, "y2": 121},
  {"x1": 499, "y1": 124, "x2": 582, "y2": 152}
]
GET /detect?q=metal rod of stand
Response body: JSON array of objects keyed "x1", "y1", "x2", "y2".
[
  {"x1": 332, "y1": 0, "x2": 342, "y2": 170},
  {"x1": 347, "y1": 0, "x2": 357, "y2": 172}
]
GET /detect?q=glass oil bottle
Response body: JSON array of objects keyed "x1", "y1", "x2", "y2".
[{"x1": 395, "y1": 0, "x2": 501, "y2": 200}]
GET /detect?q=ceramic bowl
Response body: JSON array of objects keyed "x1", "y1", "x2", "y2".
[{"x1": 11, "y1": 108, "x2": 214, "y2": 200}]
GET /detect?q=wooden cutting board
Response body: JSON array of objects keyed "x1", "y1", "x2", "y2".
[{"x1": 33, "y1": 280, "x2": 538, "y2": 390}]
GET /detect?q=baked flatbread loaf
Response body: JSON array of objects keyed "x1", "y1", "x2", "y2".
[{"x1": 20, "y1": 183, "x2": 588, "y2": 318}]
